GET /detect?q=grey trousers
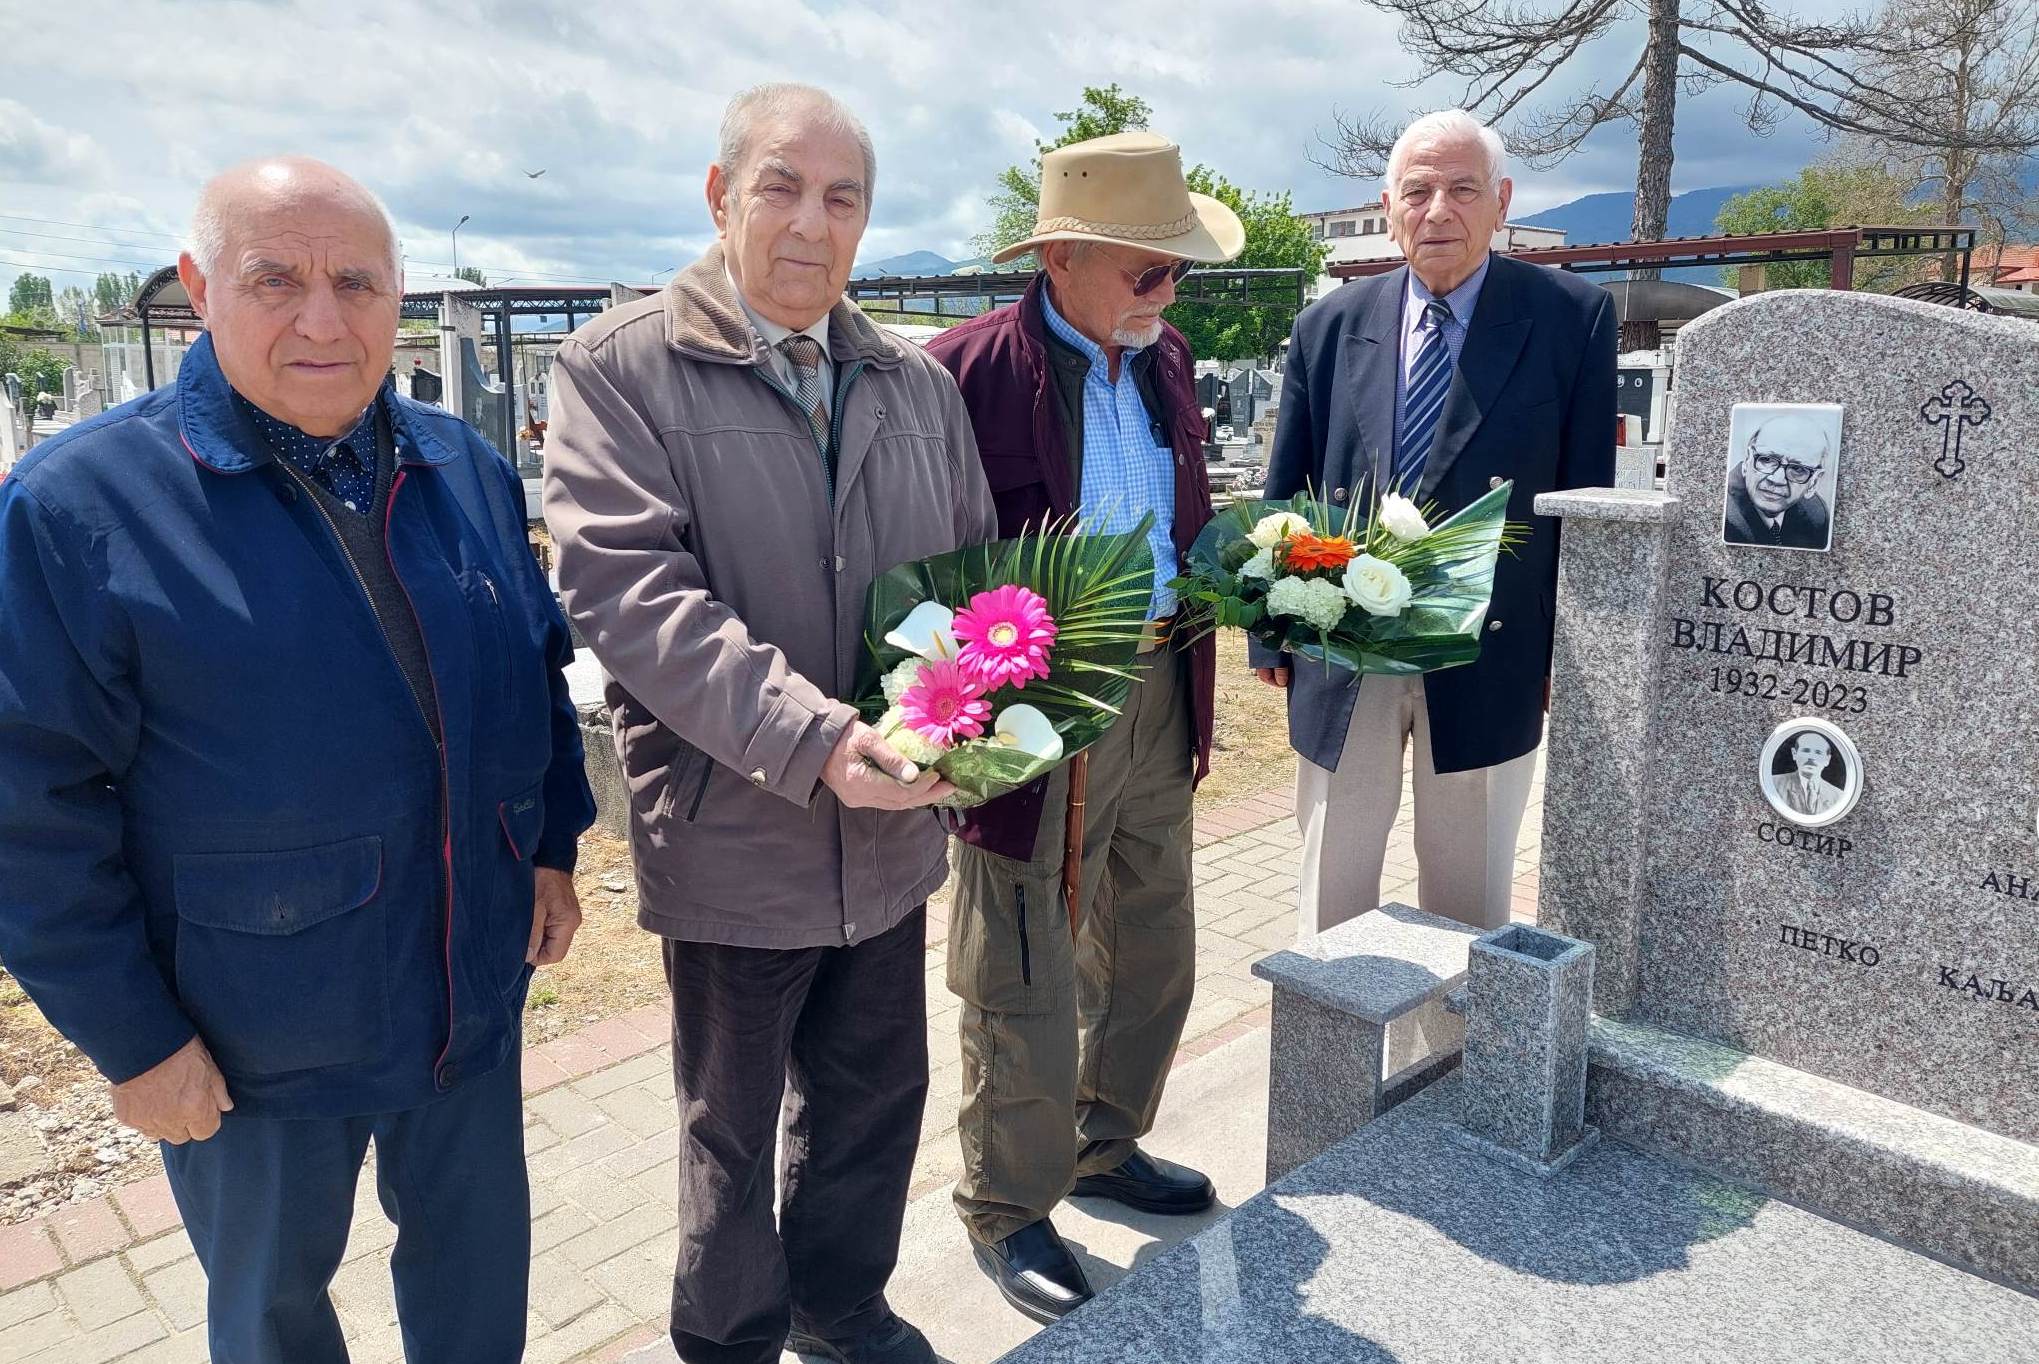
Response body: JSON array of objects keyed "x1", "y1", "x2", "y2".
[
  {"x1": 1294, "y1": 674, "x2": 1537, "y2": 938},
  {"x1": 946, "y1": 650, "x2": 1197, "y2": 1245},
  {"x1": 660, "y1": 909, "x2": 928, "y2": 1364}
]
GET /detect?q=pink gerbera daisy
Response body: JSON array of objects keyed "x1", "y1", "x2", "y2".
[
  {"x1": 897, "y1": 658, "x2": 992, "y2": 749},
  {"x1": 952, "y1": 584, "x2": 1058, "y2": 690}
]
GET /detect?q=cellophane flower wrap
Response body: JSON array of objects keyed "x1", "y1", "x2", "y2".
[
  {"x1": 856, "y1": 515, "x2": 1156, "y2": 805},
  {"x1": 1171, "y1": 484, "x2": 1526, "y2": 675}
]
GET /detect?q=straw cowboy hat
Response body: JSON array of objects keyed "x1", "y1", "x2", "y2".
[{"x1": 992, "y1": 131, "x2": 1246, "y2": 266}]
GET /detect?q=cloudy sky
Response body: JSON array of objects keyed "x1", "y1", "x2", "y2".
[{"x1": 0, "y1": 0, "x2": 1843, "y2": 299}]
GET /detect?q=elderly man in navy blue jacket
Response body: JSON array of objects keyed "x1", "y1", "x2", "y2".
[
  {"x1": 1256, "y1": 111, "x2": 1615, "y2": 938},
  {"x1": 0, "y1": 158, "x2": 595, "y2": 1364}
]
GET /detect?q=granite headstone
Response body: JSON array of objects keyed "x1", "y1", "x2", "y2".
[{"x1": 1543, "y1": 291, "x2": 2038, "y2": 1145}]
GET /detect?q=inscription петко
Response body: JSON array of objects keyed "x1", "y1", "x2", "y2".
[{"x1": 1778, "y1": 922, "x2": 1882, "y2": 966}]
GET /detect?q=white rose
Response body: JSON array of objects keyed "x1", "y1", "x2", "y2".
[
  {"x1": 1247, "y1": 511, "x2": 1311, "y2": 550},
  {"x1": 1342, "y1": 554, "x2": 1414, "y2": 618},
  {"x1": 1238, "y1": 547, "x2": 1276, "y2": 581},
  {"x1": 1378, "y1": 493, "x2": 1430, "y2": 543},
  {"x1": 1267, "y1": 574, "x2": 1350, "y2": 632}
]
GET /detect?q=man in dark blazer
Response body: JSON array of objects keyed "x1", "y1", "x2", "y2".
[{"x1": 1254, "y1": 109, "x2": 1615, "y2": 937}]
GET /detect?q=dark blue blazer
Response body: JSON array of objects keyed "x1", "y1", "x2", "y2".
[
  {"x1": 0, "y1": 335, "x2": 595, "y2": 1117},
  {"x1": 1262, "y1": 253, "x2": 1616, "y2": 773}
]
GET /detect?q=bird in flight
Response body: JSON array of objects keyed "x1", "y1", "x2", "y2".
[{"x1": 525, "y1": 169, "x2": 547, "y2": 179}]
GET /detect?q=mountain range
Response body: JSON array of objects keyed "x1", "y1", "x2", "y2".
[{"x1": 850, "y1": 185, "x2": 1763, "y2": 278}]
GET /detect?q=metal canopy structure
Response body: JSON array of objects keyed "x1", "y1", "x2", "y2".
[
  {"x1": 844, "y1": 267, "x2": 1310, "y2": 321},
  {"x1": 118, "y1": 265, "x2": 203, "y2": 390},
  {"x1": 395, "y1": 285, "x2": 625, "y2": 326},
  {"x1": 1328, "y1": 225, "x2": 1978, "y2": 292},
  {"x1": 1894, "y1": 280, "x2": 2039, "y2": 320}
]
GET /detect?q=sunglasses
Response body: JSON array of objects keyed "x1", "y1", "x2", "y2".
[{"x1": 1114, "y1": 257, "x2": 1195, "y2": 297}]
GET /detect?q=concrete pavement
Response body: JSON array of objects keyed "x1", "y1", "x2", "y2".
[{"x1": 0, "y1": 764, "x2": 1545, "y2": 1363}]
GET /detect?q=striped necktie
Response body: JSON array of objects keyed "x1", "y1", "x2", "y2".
[
  {"x1": 1393, "y1": 297, "x2": 1455, "y2": 494},
  {"x1": 778, "y1": 335, "x2": 831, "y2": 453}
]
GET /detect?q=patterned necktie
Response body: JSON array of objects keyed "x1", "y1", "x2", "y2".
[
  {"x1": 1393, "y1": 297, "x2": 1456, "y2": 493},
  {"x1": 778, "y1": 335, "x2": 831, "y2": 453}
]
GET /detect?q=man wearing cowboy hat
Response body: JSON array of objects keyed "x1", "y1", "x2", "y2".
[{"x1": 925, "y1": 131, "x2": 1242, "y2": 1323}]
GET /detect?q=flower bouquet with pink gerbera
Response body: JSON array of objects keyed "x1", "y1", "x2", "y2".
[{"x1": 856, "y1": 516, "x2": 1156, "y2": 805}]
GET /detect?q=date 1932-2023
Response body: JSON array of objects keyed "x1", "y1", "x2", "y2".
[{"x1": 1707, "y1": 666, "x2": 1869, "y2": 714}]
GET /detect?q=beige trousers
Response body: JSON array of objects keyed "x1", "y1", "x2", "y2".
[
  {"x1": 1295, "y1": 674, "x2": 1536, "y2": 938},
  {"x1": 946, "y1": 651, "x2": 1196, "y2": 1245}
]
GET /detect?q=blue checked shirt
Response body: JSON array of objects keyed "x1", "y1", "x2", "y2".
[
  {"x1": 1395, "y1": 254, "x2": 1490, "y2": 458},
  {"x1": 1041, "y1": 289, "x2": 1178, "y2": 618}
]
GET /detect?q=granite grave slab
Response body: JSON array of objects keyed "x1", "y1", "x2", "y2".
[{"x1": 1541, "y1": 291, "x2": 2039, "y2": 1146}]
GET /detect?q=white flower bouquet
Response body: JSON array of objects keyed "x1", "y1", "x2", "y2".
[{"x1": 1171, "y1": 484, "x2": 1526, "y2": 675}]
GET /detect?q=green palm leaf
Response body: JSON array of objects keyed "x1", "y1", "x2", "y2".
[{"x1": 858, "y1": 516, "x2": 1156, "y2": 806}]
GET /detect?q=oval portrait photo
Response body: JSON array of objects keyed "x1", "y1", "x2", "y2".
[{"x1": 1759, "y1": 718, "x2": 1864, "y2": 828}]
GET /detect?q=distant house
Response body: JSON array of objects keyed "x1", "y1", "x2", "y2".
[
  {"x1": 1295, "y1": 205, "x2": 1566, "y2": 298},
  {"x1": 1975, "y1": 244, "x2": 2039, "y2": 293}
]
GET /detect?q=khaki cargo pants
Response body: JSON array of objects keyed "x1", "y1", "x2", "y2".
[{"x1": 947, "y1": 648, "x2": 1197, "y2": 1245}]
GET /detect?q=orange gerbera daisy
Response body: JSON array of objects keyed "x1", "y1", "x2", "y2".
[{"x1": 1282, "y1": 531, "x2": 1358, "y2": 573}]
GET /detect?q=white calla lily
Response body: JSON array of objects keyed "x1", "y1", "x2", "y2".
[
  {"x1": 992, "y1": 704, "x2": 1064, "y2": 762},
  {"x1": 884, "y1": 601, "x2": 958, "y2": 660}
]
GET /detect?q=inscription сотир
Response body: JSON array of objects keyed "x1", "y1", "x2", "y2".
[{"x1": 1670, "y1": 577, "x2": 1924, "y2": 716}]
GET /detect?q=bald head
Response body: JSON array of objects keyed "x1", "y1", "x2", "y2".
[
  {"x1": 190, "y1": 157, "x2": 401, "y2": 284},
  {"x1": 178, "y1": 156, "x2": 404, "y2": 437}
]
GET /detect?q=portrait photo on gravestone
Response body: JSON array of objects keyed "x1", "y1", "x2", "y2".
[
  {"x1": 1758, "y1": 717, "x2": 1861, "y2": 827},
  {"x1": 1721, "y1": 402, "x2": 1842, "y2": 553}
]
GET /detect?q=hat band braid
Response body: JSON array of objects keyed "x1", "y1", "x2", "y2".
[{"x1": 1031, "y1": 208, "x2": 1201, "y2": 240}]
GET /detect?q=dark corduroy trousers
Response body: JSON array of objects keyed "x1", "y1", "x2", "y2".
[{"x1": 661, "y1": 908, "x2": 929, "y2": 1364}]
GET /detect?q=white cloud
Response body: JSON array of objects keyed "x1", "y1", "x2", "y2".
[
  {"x1": 0, "y1": 0, "x2": 1849, "y2": 298},
  {"x1": 0, "y1": 101, "x2": 107, "y2": 187}
]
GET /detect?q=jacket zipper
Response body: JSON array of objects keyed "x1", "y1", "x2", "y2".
[
  {"x1": 381, "y1": 470, "x2": 459, "y2": 1085},
  {"x1": 275, "y1": 463, "x2": 435, "y2": 738},
  {"x1": 756, "y1": 356, "x2": 874, "y2": 942},
  {"x1": 1014, "y1": 884, "x2": 1033, "y2": 987}
]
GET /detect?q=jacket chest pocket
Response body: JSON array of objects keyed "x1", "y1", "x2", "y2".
[{"x1": 171, "y1": 836, "x2": 389, "y2": 1077}]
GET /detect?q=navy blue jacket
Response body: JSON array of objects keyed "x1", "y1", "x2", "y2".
[
  {"x1": 1263, "y1": 254, "x2": 1616, "y2": 773},
  {"x1": 0, "y1": 335, "x2": 595, "y2": 1118}
]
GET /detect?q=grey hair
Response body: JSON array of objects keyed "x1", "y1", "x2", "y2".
[
  {"x1": 1386, "y1": 110, "x2": 1508, "y2": 192},
  {"x1": 188, "y1": 160, "x2": 402, "y2": 283},
  {"x1": 718, "y1": 82, "x2": 877, "y2": 204}
]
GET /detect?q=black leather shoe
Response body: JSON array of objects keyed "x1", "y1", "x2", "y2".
[
  {"x1": 1070, "y1": 1148, "x2": 1215, "y2": 1214},
  {"x1": 972, "y1": 1218, "x2": 1094, "y2": 1324},
  {"x1": 786, "y1": 1312, "x2": 936, "y2": 1364}
]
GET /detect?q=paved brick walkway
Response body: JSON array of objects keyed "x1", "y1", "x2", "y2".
[{"x1": 0, "y1": 765, "x2": 1544, "y2": 1362}]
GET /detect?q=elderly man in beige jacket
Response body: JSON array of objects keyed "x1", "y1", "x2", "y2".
[{"x1": 544, "y1": 83, "x2": 996, "y2": 1364}]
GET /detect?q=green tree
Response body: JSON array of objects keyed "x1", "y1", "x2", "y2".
[
  {"x1": 16, "y1": 348, "x2": 67, "y2": 402},
  {"x1": 8, "y1": 273, "x2": 54, "y2": 315},
  {"x1": 1715, "y1": 157, "x2": 1940, "y2": 290},
  {"x1": 975, "y1": 84, "x2": 1153, "y2": 264},
  {"x1": 92, "y1": 271, "x2": 143, "y2": 315},
  {"x1": 454, "y1": 265, "x2": 489, "y2": 287},
  {"x1": 1164, "y1": 169, "x2": 1327, "y2": 363}
]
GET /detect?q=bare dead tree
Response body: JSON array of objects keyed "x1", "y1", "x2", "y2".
[
  {"x1": 1851, "y1": 0, "x2": 2039, "y2": 274},
  {"x1": 1318, "y1": 0, "x2": 2038, "y2": 247}
]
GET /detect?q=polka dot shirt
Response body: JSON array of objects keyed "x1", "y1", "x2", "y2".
[{"x1": 237, "y1": 392, "x2": 382, "y2": 515}]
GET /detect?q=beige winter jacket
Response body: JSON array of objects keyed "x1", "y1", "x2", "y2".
[{"x1": 543, "y1": 245, "x2": 997, "y2": 948}]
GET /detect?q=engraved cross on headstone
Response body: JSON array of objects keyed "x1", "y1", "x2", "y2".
[{"x1": 1920, "y1": 380, "x2": 1992, "y2": 480}]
